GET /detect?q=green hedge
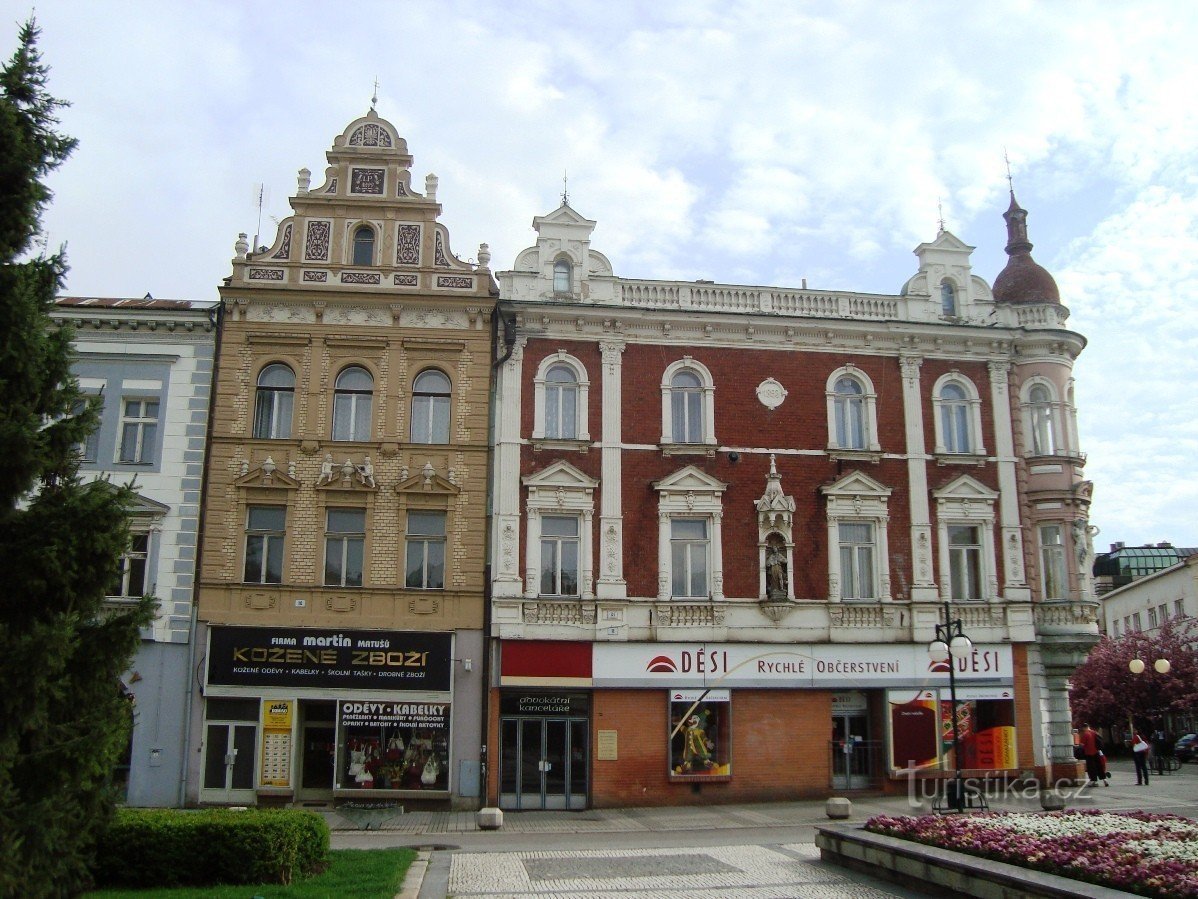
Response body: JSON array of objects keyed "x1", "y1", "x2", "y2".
[{"x1": 91, "y1": 808, "x2": 330, "y2": 888}]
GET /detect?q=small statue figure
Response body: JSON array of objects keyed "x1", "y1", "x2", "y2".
[
  {"x1": 317, "y1": 453, "x2": 335, "y2": 485},
  {"x1": 766, "y1": 540, "x2": 788, "y2": 600},
  {"x1": 357, "y1": 455, "x2": 375, "y2": 487}
]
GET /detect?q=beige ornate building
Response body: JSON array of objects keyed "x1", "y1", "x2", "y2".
[{"x1": 189, "y1": 110, "x2": 495, "y2": 809}]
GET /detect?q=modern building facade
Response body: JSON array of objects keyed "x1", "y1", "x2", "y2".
[
  {"x1": 487, "y1": 194, "x2": 1099, "y2": 809},
  {"x1": 1099, "y1": 548, "x2": 1198, "y2": 638},
  {"x1": 189, "y1": 110, "x2": 495, "y2": 809},
  {"x1": 52, "y1": 296, "x2": 216, "y2": 807}
]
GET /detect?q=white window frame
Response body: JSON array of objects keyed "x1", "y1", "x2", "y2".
[
  {"x1": 821, "y1": 471, "x2": 892, "y2": 602},
  {"x1": 931, "y1": 373, "x2": 985, "y2": 456},
  {"x1": 941, "y1": 279, "x2": 958, "y2": 317},
  {"x1": 118, "y1": 397, "x2": 159, "y2": 464},
  {"x1": 522, "y1": 460, "x2": 597, "y2": 600},
  {"x1": 660, "y1": 358, "x2": 716, "y2": 449},
  {"x1": 539, "y1": 514, "x2": 581, "y2": 597},
  {"x1": 1021, "y1": 378, "x2": 1060, "y2": 457},
  {"x1": 654, "y1": 465, "x2": 727, "y2": 601},
  {"x1": 1038, "y1": 523, "x2": 1068, "y2": 600},
  {"x1": 532, "y1": 352, "x2": 591, "y2": 443},
  {"x1": 825, "y1": 365, "x2": 880, "y2": 452},
  {"x1": 332, "y1": 366, "x2": 374, "y2": 442},
  {"x1": 934, "y1": 475, "x2": 999, "y2": 602},
  {"x1": 552, "y1": 256, "x2": 573, "y2": 295},
  {"x1": 111, "y1": 527, "x2": 151, "y2": 599},
  {"x1": 324, "y1": 507, "x2": 366, "y2": 587},
  {"x1": 404, "y1": 509, "x2": 446, "y2": 590},
  {"x1": 351, "y1": 223, "x2": 376, "y2": 266},
  {"x1": 410, "y1": 368, "x2": 451, "y2": 444},
  {"x1": 244, "y1": 504, "x2": 286, "y2": 585},
  {"x1": 948, "y1": 524, "x2": 985, "y2": 601},
  {"x1": 253, "y1": 363, "x2": 295, "y2": 440},
  {"x1": 74, "y1": 393, "x2": 102, "y2": 462}
]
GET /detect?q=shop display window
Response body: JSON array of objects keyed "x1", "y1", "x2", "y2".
[
  {"x1": 668, "y1": 690, "x2": 731, "y2": 780},
  {"x1": 337, "y1": 701, "x2": 450, "y2": 791}
]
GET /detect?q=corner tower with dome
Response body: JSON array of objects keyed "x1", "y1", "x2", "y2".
[
  {"x1": 190, "y1": 109, "x2": 496, "y2": 810},
  {"x1": 485, "y1": 190, "x2": 1097, "y2": 809}
]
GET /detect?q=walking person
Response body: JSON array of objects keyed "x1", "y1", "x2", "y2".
[
  {"x1": 1132, "y1": 729, "x2": 1152, "y2": 785},
  {"x1": 1079, "y1": 724, "x2": 1105, "y2": 786}
]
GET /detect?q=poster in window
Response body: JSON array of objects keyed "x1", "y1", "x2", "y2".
[
  {"x1": 668, "y1": 689, "x2": 730, "y2": 780},
  {"x1": 338, "y1": 701, "x2": 450, "y2": 791},
  {"x1": 940, "y1": 689, "x2": 1017, "y2": 769},
  {"x1": 887, "y1": 689, "x2": 940, "y2": 772}
]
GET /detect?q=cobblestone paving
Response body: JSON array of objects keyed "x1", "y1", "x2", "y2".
[{"x1": 447, "y1": 844, "x2": 907, "y2": 897}]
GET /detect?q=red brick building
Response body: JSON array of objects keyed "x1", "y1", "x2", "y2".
[{"x1": 487, "y1": 197, "x2": 1096, "y2": 809}]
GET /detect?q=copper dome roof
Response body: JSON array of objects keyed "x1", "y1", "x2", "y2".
[{"x1": 992, "y1": 192, "x2": 1061, "y2": 306}]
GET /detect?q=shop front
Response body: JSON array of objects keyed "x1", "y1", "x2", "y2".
[
  {"x1": 201, "y1": 625, "x2": 455, "y2": 807},
  {"x1": 493, "y1": 639, "x2": 1018, "y2": 808}
]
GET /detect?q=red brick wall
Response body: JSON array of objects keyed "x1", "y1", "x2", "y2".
[{"x1": 591, "y1": 689, "x2": 832, "y2": 806}]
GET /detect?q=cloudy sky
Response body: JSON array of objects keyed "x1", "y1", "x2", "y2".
[{"x1": 11, "y1": 1, "x2": 1198, "y2": 548}]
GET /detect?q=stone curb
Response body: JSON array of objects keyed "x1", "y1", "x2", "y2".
[{"x1": 395, "y1": 849, "x2": 429, "y2": 899}]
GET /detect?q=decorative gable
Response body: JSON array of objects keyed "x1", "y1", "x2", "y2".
[
  {"x1": 395, "y1": 460, "x2": 460, "y2": 495},
  {"x1": 234, "y1": 456, "x2": 300, "y2": 490},
  {"x1": 653, "y1": 465, "x2": 728, "y2": 496}
]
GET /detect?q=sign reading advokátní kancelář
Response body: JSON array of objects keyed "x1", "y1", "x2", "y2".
[{"x1": 206, "y1": 626, "x2": 452, "y2": 692}]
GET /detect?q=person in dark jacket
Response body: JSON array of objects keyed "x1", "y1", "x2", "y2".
[{"x1": 1079, "y1": 724, "x2": 1105, "y2": 786}]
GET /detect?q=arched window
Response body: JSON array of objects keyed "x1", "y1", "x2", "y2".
[
  {"x1": 832, "y1": 377, "x2": 866, "y2": 449},
  {"x1": 352, "y1": 225, "x2": 375, "y2": 266},
  {"x1": 411, "y1": 369, "x2": 451, "y2": 444},
  {"x1": 252, "y1": 363, "x2": 294, "y2": 439},
  {"x1": 1029, "y1": 384, "x2": 1056, "y2": 455},
  {"x1": 941, "y1": 280, "x2": 957, "y2": 317},
  {"x1": 939, "y1": 382, "x2": 971, "y2": 453},
  {"x1": 670, "y1": 370, "x2": 703, "y2": 444},
  {"x1": 553, "y1": 258, "x2": 572, "y2": 294},
  {"x1": 332, "y1": 366, "x2": 373, "y2": 441},
  {"x1": 545, "y1": 365, "x2": 578, "y2": 439}
]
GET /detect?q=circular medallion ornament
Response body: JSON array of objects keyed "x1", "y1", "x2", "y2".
[{"x1": 756, "y1": 378, "x2": 788, "y2": 410}]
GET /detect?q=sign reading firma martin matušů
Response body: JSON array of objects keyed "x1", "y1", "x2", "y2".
[{"x1": 205, "y1": 626, "x2": 452, "y2": 692}]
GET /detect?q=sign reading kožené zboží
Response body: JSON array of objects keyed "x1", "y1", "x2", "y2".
[{"x1": 206, "y1": 626, "x2": 452, "y2": 692}]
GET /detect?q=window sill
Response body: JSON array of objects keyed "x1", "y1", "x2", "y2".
[
  {"x1": 827, "y1": 448, "x2": 882, "y2": 463},
  {"x1": 1026, "y1": 451, "x2": 1086, "y2": 467},
  {"x1": 660, "y1": 443, "x2": 716, "y2": 457},
  {"x1": 933, "y1": 453, "x2": 988, "y2": 466},
  {"x1": 532, "y1": 438, "x2": 591, "y2": 453}
]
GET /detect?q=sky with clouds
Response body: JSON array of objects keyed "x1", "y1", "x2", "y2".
[{"x1": 10, "y1": 1, "x2": 1198, "y2": 548}]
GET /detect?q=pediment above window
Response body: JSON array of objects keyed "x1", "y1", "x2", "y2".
[
  {"x1": 395, "y1": 461, "x2": 459, "y2": 495},
  {"x1": 314, "y1": 455, "x2": 379, "y2": 492},
  {"x1": 235, "y1": 457, "x2": 300, "y2": 490},
  {"x1": 653, "y1": 465, "x2": 728, "y2": 495},
  {"x1": 820, "y1": 470, "x2": 893, "y2": 500},
  {"x1": 932, "y1": 473, "x2": 998, "y2": 503},
  {"x1": 128, "y1": 492, "x2": 171, "y2": 516},
  {"x1": 523, "y1": 459, "x2": 599, "y2": 492}
]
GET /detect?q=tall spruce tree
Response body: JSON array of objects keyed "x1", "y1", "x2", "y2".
[{"x1": 0, "y1": 20, "x2": 154, "y2": 897}]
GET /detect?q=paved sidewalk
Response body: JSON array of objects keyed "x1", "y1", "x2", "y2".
[{"x1": 325, "y1": 758, "x2": 1198, "y2": 898}]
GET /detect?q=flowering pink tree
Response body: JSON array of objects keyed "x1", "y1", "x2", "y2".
[{"x1": 1069, "y1": 618, "x2": 1198, "y2": 732}]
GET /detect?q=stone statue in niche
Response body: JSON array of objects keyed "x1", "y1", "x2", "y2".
[{"x1": 766, "y1": 535, "x2": 788, "y2": 600}]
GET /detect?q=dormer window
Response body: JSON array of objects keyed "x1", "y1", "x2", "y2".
[
  {"x1": 352, "y1": 226, "x2": 375, "y2": 266},
  {"x1": 553, "y1": 258, "x2": 572, "y2": 294},
  {"x1": 941, "y1": 280, "x2": 957, "y2": 316}
]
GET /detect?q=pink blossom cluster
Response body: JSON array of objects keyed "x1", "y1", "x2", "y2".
[{"x1": 864, "y1": 809, "x2": 1198, "y2": 898}]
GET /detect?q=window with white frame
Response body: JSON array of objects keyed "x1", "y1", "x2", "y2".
[
  {"x1": 838, "y1": 522, "x2": 877, "y2": 600},
  {"x1": 332, "y1": 366, "x2": 373, "y2": 442},
  {"x1": 1158, "y1": 603, "x2": 1169, "y2": 626},
  {"x1": 73, "y1": 395, "x2": 102, "y2": 462},
  {"x1": 1149, "y1": 606, "x2": 1159, "y2": 628},
  {"x1": 404, "y1": 509, "x2": 445, "y2": 589},
  {"x1": 1133, "y1": 612, "x2": 1142, "y2": 631},
  {"x1": 553, "y1": 257, "x2": 572, "y2": 294},
  {"x1": 540, "y1": 515, "x2": 580, "y2": 596},
  {"x1": 244, "y1": 505, "x2": 285, "y2": 584},
  {"x1": 533, "y1": 354, "x2": 590, "y2": 443},
  {"x1": 821, "y1": 470, "x2": 892, "y2": 602},
  {"x1": 934, "y1": 475, "x2": 998, "y2": 603},
  {"x1": 111, "y1": 530, "x2": 150, "y2": 598},
  {"x1": 1039, "y1": 524, "x2": 1067, "y2": 600},
  {"x1": 118, "y1": 398, "x2": 159, "y2": 463},
  {"x1": 826, "y1": 367, "x2": 880, "y2": 452},
  {"x1": 1125, "y1": 615, "x2": 1132, "y2": 633},
  {"x1": 410, "y1": 369, "x2": 451, "y2": 444},
  {"x1": 931, "y1": 374, "x2": 985, "y2": 456},
  {"x1": 660, "y1": 359, "x2": 715, "y2": 448},
  {"x1": 1112, "y1": 619, "x2": 1121, "y2": 637},
  {"x1": 654, "y1": 465, "x2": 727, "y2": 601},
  {"x1": 941, "y1": 280, "x2": 957, "y2": 317},
  {"x1": 324, "y1": 508, "x2": 365, "y2": 587},
  {"x1": 671, "y1": 519, "x2": 709, "y2": 598},
  {"x1": 1027, "y1": 383, "x2": 1056, "y2": 455},
  {"x1": 352, "y1": 225, "x2": 375, "y2": 266},
  {"x1": 253, "y1": 363, "x2": 295, "y2": 439},
  {"x1": 522, "y1": 460, "x2": 598, "y2": 600},
  {"x1": 1176, "y1": 599, "x2": 1186, "y2": 618}
]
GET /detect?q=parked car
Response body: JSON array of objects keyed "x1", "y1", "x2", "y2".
[{"x1": 1174, "y1": 733, "x2": 1198, "y2": 762}]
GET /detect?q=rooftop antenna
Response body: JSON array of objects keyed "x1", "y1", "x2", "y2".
[
  {"x1": 371, "y1": 77, "x2": 379, "y2": 110},
  {"x1": 252, "y1": 183, "x2": 269, "y2": 252},
  {"x1": 937, "y1": 196, "x2": 945, "y2": 233},
  {"x1": 561, "y1": 170, "x2": 569, "y2": 206},
  {"x1": 1004, "y1": 147, "x2": 1015, "y2": 193}
]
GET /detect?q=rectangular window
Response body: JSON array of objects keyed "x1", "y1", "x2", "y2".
[
  {"x1": 1039, "y1": 525, "x2": 1067, "y2": 600},
  {"x1": 111, "y1": 531, "x2": 149, "y2": 597},
  {"x1": 1125, "y1": 615, "x2": 1132, "y2": 634},
  {"x1": 338, "y1": 701, "x2": 449, "y2": 791},
  {"x1": 1132, "y1": 612, "x2": 1142, "y2": 632},
  {"x1": 948, "y1": 524, "x2": 983, "y2": 600},
  {"x1": 540, "y1": 515, "x2": 579, "y2": 596},
  {"x1": 73, "y1": 396, "x2": 102, "y2": 462},
  {"x1": 1112, "y1": 619, "x2": 1120, "y2": 637},
  {"x1": 1176, "y1": 599, "x2": 1186, "y2": 618},
  {"x1": 839, "y1": 522, "x2": 876, "y2": 600},
  {"x1": 671, "y1": 391, "x2": 702, "y2": 443},
  {"x1": 324, "y1": 508, "x2": 365, "y2": 587},
  {"x1": 669, "y1": 690, "x2": 730, "y2": 780},
  {"x1": 244, "y1": 505, "x2": 285, "y2": 584},
  {"x1": 670, "y1": 519, "x2": 708, "y2": 598},
  {"x1": 1148, "y1": 607, "x2": 1159, "y2": 628},
  {"x1": 411, "y1": 394, "x2": 450, "y2": 444},
  {"x1": 118, "y1": 398, "x2": 159, "y2": 463},
  {"x1": 1158, "y1": 603, "x2": 1169, "y2": 625},
  {"x1": 404, "y1": 510, "x2": 445, "y2": 589}
]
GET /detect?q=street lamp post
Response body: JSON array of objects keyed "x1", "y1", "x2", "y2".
[
  {"x1": 1128, "y1": 656, "x2": 1171, "y2": 772},
  {"x1": 928, "y1": 601, "x2": 973, "y2": 813}
]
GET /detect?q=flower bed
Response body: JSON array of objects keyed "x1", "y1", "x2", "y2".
[{"x1": 865, "y1": 810, "x2": 1198, "y2": 898}]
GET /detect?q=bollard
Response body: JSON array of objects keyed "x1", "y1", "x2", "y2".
[{"x1": 825, "y1": 797, "x2": 852, "y2": 819}]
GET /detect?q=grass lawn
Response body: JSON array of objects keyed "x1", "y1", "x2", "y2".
[{"x1": 83, "y1": 848, "x2": 416, "y2": 899}]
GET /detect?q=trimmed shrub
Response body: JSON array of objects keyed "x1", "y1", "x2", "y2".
[{"x1": 92, "y1": 808, "x2": 330, "y2": 888}]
